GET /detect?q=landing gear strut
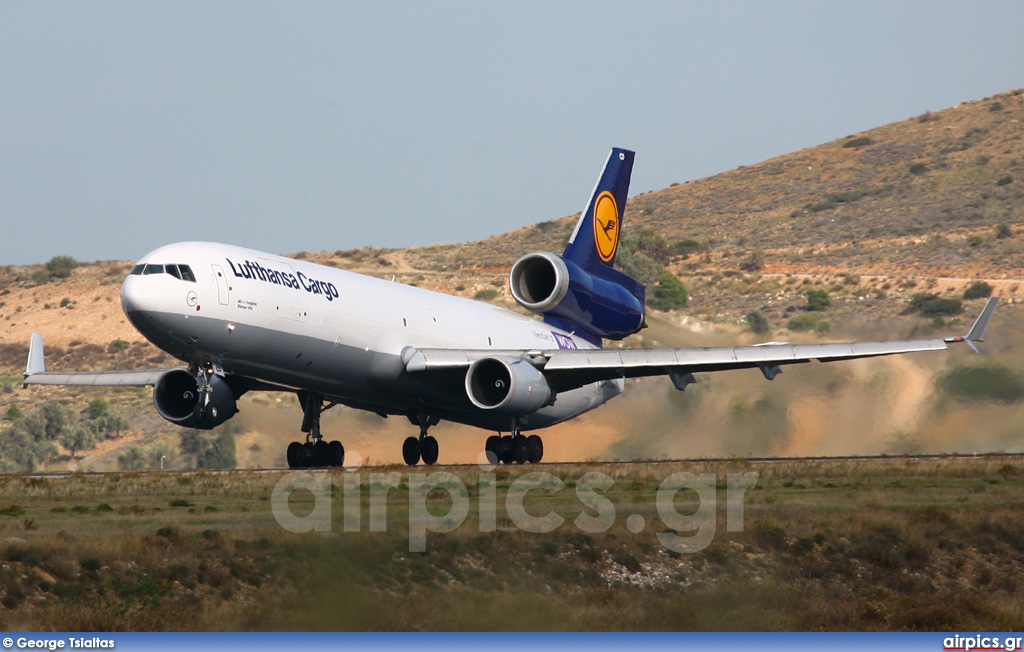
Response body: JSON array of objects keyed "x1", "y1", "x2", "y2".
[
  {"x1": 403, "y1": 414, "x2": 440, "y2": 466},
  {"x1": 484, "y1": 425, "x2": 543, "y2": 465},
  {"x1": 286, "y1": 391, "x2": 345, "y2": 468}
]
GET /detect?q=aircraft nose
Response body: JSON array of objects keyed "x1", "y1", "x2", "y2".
[{"x1": 120, "y1": 274, "x2": 148, "y2": 317}]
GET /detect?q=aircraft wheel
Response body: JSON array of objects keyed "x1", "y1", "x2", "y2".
[
  {"x1": 497, "y1": 435, "x2": 513, "y2": 464},
  {"x1": 328, "y1": 440, "x2": 345, "y2": 467},
  {"x1": 301, "y1": 442, "x2": 315, "y2": 466},
  {"x1": 312, "y1": 440, "x2": 330, "y2": 467},
  {"x1": 286, "y1": 441, "x2": 303, "y2": 468},
  {"x1": 512, "y1": 436, "x2": 529, "y2": 464},
  {"x1": 484, "y1": 435, "x2": 501, "y2": 465},
  {"x1": 420, "y1": 436, "x2": 439, "y2": 466},
  {"x1": 402, "y1": 436, "x2": 421, "y2": 466},
  {"x1": 527, "y1": 435, "x2": 543, "y2": 464}
]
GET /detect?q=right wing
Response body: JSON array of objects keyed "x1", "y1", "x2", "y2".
[
  {"x1": 404, "y1": 297, "x2": 999, "y2": 393},
  {"x1": 22, "y1": 333, "x2": 184, "y2": 387}
]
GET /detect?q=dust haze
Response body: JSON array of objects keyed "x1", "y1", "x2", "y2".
[{"x1": 234, "y1": 311, "x2": 1024, "y2": 466}]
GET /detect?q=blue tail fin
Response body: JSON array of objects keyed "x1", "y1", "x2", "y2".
[
  {"x1": 536, "y1": 148, "x2": 645, "y2": 346},
  {"x1": 563, "y1": 148, "x2": 635, "y2": 270}
]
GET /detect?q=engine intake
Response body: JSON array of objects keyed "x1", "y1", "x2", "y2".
[
  {"x1": 509, "y1": 252, "x2": 570, "y2": 313},
  {"x1": 154, "y1": 370, "x2": 238, "y2": 430},
  {"x1": 465, "y1": 356, "x2": 551, "y2": 415},
  {"x1": 509, "y1": 251, "x2": 645, "y2": 342}
]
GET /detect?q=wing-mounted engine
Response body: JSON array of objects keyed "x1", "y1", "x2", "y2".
[
  {"x1": 465, "y1": 356, "x2": 552, "y2": 415},
  {"x1": 154, "y1": 369, "x2": 239, "y2": 429},
  {"x1": 509, "y1": 251, "x2": 645, "y2": 343}
]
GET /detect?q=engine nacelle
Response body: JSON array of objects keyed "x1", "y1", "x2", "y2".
[
  {"x1": 465, "y1": 356, "x2": 552, "y2": 415},
  {"x1": 154, "y1": 370, "x2": 238, "y2": 430},
  {"x1": 509, "y1": 251, "x2": 645, "y2": 341}
]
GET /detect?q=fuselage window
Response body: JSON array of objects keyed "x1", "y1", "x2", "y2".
[
  {"x1": 178, "y1": 265, "x2": 197, "y2": 282},
  {"x1": 166, "y1": 264, "x2": 182, "y2": 280},
  {"x1": 130, "y1": 264, "x2": 145, "y2": 275},
  {"x1": 142, "y1": 264, "x2": 164, "y2": 275}
]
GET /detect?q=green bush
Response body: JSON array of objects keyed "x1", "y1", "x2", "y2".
[
  {"x1": 843, "y1": 137, "x2": 874, "y2": 148},
  {"x1": 963, "y1": 282, "x2": 992, "y2": 300},
  {"x1": 909, "y1": 163, "x2": 927, "y2": 175},
  {"x1": 45, "y1": 255, "x2": 79, "y2": 279},
  {"x1": 787, "y1": 313, "x2": 822, "y2": 332},
  {"x1": 156, "y1": 525, "x2": 179, "y2": 540},
  {"x1": 473, "y1": 288, "x2": 499, "y2": 302},
  {"x1": 84, "y1": 398, "x2": 109, "y2": 419},
  {"x1": 909, "y1": 293, "x2": 963, "y2": 316},
  {"x1": 745, "y1": 310, "x2": 770, "y2": 335},
  {"x1": 0, "y1": 505, "x2": 26, "y2": 517},
  {"x1": 939, "y1": 364, "x2": 1024, "y2": 403},
  {"x1": 118, "y1": 447, "x2": 146, "y2": 471},
  {"x1": 805, "y1": 289, "x2": 831, "y2": 311},
  {"x1": 649, "y1": 272, "x2": 689, "y2": 311},
  {"x1": 997, "y1": 175, "x2": 1012, "y2": 186},
  {"x1": 673, "y1": 239, "x2": 702, "y2": 257},
  {"x1": 996, "y1": 223, "x2": 1013, "y2": 240}
]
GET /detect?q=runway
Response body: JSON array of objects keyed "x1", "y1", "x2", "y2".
[{"x1": 9, "y1": 450, "x2": 1024, "y2": 478}]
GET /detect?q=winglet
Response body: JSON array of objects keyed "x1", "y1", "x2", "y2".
[
  {"x1": 946, "y1": 297, "x2": 999, "y2": 353},
  {"x1": 24, "y1": 333, "x2": 45, "y2": 379}
]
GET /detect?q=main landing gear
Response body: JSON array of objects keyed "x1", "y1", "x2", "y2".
[
  {"x1": 484, "y1": 428, "x2": 543, "y2": 465},
  {"x1": 403, "y1": 414, "x2": 440, "y2": 466},
  {"x1": 286, "y1": 392, "x2": 346, "y2": 468}
]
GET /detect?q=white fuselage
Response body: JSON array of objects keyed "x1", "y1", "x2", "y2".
[{"x1": 120, "y1": 242, "x2": 623, "y2": 433}]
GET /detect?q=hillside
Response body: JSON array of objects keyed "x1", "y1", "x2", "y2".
[{"x1": 1, "y1": 88, "x2": 1023, "y2": 470}]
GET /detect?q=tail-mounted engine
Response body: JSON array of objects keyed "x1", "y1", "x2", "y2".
[
  {"x1": 509, "y1": 251, "x2": 645, "y2": 342},
  {"x1": 154, "y1": 369, "x2": 238, "y2": 430},
  {"x1": 465, "y1": 356, "x2": 552, "y2": 416}
]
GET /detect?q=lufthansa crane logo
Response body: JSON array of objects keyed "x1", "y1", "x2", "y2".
[{"x1": 592, "y1": 191, "x2": 619, "y2": 263}]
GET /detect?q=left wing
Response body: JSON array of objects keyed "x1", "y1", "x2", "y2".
[
  {"x1": 23, "y1": 334, "x2": 184, "y2": 387},
  {"x1": 404, "y1": 297, "x2": 998, "y2": 393}
]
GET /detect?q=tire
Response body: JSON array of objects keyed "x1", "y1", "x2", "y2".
[
  {"x1": 328, "y1": 440, "x2": 345, "y2": 467},
  {"x1": 527, "y1": 435, "x2": 543, "y2": 464},
  {"x1": 286, "y1": 441, "x2": 303, "y2": 468},
  {"x1": 402, "y1": 436, "x2": 421, "y2": 466},
  {"x1": 497, "y1": 435, "x2": 513, "y2": 464},
  {"x1": 312, "y1": 440, "x2": 330, "y2": 467},
  {"x1": 484, "y1": 435, "x2": 501, "y2": 465},
  {"x1": 512, "y1": 436, "x2": 529, "y2": 464},
  {"x1": 420, "y1": 436, "x2": 439, "y2": 466}
]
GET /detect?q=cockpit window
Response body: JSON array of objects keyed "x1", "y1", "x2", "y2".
[{"x1": 131, "y1": 263, "x2": 196, "y2": 282}]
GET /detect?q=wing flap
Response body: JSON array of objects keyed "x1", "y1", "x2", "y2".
[{"x1": 544, "y1": 338, "x2": 949, "y2": 372}]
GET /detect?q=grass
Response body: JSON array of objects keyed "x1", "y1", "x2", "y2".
[{"x1": 0, "y1": 458, "x2": 1023, "y2": 630}]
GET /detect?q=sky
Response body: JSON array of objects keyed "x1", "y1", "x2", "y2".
[{"x1": 2, "y1": 1, "x2": 1023, "y2": 266}]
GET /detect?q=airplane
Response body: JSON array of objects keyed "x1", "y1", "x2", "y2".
[{"x1": 23, "y1": 148, "x2": 999, "y2": 468}]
